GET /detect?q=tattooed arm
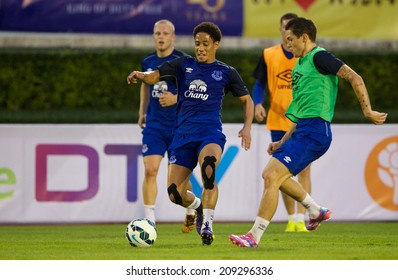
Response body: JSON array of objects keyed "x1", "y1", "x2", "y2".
[{"x1": 336, "y1": 64, "x2": 387, "y2": 124}]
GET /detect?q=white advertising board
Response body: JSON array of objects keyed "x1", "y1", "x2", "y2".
[{"x1": 0, "y1": 124, "x2": 397, "y2": 223}]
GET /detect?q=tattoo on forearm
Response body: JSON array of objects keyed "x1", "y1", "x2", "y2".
[
  {"x1": 338, "y1": 66, "x2": 352, "y2": 82},
  {"x1": 338, "y1": 65, "x2": 370, "y2": 112},
  {"x1": 355, "y1": 88, "x2": 368, "y2": 111}
]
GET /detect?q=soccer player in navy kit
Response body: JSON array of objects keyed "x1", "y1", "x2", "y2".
[
  {"x1": 128, "y1": 21, "x2": 254, "y2": 245},
  {"x1": 137, "y1": 19, "x2": 196, "y2": 233}
]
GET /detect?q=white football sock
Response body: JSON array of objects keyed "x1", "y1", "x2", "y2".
[
  {"x1": 300, "y1": 194, "x2": 321, "y2": 218},
  {"x1": 249, "y1": 216, "x2": 269, "y2": 244},
  {"x1": 287, "y1": 214, "x2": 296, "y2": 222},
  {"x1": 296, "y1": 213, "x2": 306, "y2": 222},
  {"x1": 144, "y1": 204, "x2": 156, "y2": 223},
  {"x1": 202, "y1": 209, "x2": 214, "y2": 230}
]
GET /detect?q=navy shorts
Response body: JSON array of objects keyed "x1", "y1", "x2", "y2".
[
  {"x1": 142, "y1": 127, "x2": 173, "y2": 159},
  {"x1": 169, "y1": 130, "x2": 226, "y2": 171},
  {"x1": 273, "y1": 118, "x2": 332, "y2": 175},
  {"x1": 270, "y1": 130, "x2": 286, "y2": 142}
]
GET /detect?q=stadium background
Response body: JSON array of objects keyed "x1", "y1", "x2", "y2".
[{"x1": 0, "y1": 0, "x2": 397, "y2": 224}]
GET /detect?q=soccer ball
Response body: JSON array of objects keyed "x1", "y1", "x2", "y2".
[{"x1": 125, "y1": 218, "x2": 157, "y2": 247}]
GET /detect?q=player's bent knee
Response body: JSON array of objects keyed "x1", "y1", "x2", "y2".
[
  {"x1": 167, "y1": 183, "x2": 183, "y2": 205},
  {"x1": 201, "y1": 156, "x2": 217, "y2": 190}
]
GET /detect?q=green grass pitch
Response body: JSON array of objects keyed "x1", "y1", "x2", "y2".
[{"x1": 1, "y1": 222, "x2": 397, "y2": 260}]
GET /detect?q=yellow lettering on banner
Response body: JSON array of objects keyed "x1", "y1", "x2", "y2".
[{"x1": 244, "y1": 0, "x2": 398, "y2": 40}]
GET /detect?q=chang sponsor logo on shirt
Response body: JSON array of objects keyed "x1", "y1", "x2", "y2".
[
  {"x1": 184, "y1": 79, "x2": 209, "y2": 101},
  {"x1": 152, "y1": 81, "x2": 168, "y2": 98}
]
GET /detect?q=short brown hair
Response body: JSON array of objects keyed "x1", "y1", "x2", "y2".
[{"x1": 285, "y1": 17, "x2": 317, "y2": 42}]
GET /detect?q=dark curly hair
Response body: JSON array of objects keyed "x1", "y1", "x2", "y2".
[{"x1": 193, "y1": 21, "x2": 222, "y2": 42}]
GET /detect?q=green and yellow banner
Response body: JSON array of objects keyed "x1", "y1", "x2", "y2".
[{"x1": 244, "y1": 0, "x2": 398, "y2": 40}]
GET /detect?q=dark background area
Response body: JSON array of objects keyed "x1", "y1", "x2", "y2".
[{"x1": 1, "y1": 48, "x2": 396, "y2": 124}]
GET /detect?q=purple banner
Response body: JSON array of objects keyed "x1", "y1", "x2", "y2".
[{"x1": 0, "y1": 0, "x2": 242, "y2": 36}]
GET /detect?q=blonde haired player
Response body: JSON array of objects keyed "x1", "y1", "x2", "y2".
[{"x1": 136, "y1": 19, "x2": 195, "y2": 232}]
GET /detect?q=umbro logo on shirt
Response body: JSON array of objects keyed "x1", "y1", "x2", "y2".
[
  {"x1": 276, "y1": 69, "x2": 293, "y2": 83},
  {"x1": 185, "y1": 68, "x2": 193, "y2": 73}
]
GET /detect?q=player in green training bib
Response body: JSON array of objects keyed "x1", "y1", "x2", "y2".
[
  {"x1": 287, "y1": 46, "x2": 338, "y2": 123},
  {"x1": 230, "y1": 17, "x2": 387, "y2": 248}
]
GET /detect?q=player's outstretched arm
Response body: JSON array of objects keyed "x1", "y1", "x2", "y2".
[
  {"x1": 238, "y1": 94, "x2": 254, "y2": 151},
  {"x1": 336, "y1": 64, "x2": 387, "y2": 125},
  {"x1": 127, "y1": 70, "x2": 160, "y2": 85}
]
